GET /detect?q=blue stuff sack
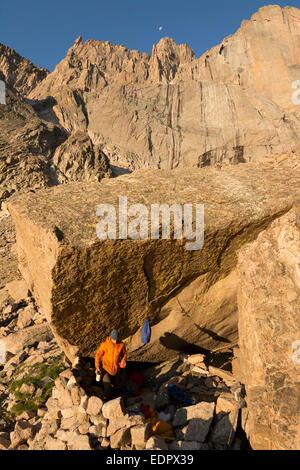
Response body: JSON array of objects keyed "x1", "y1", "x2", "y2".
[
  {"x1": 141, "y1": 317, "x2": 151, "y2": 344},
  {"x1": 167, "y1": 384, "x2": 195, "y2": 407}
]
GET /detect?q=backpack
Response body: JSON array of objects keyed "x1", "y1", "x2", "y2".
[{"x1": 141, "y1": 317, "x2": 151, "y2": 344}]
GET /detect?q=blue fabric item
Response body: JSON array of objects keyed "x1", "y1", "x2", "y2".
[
  {"x1": 128, "y1": 410, "x2": 145, "y2": 417},
  {"x1": 141, "y1": 317, "x2": 151, "y2": 344},
  {"x1": 121, "y1": 384, "x2": 133, "y2": 397},
  {"x1": 126, "y1": 380, "x2": 139, "y2": 393},
  {"x1": 167, "y1": 384, "x2": 194, "y2": 407}
]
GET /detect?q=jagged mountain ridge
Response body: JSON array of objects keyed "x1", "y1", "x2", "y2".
[
  {"x1": 24, "y1": 4, "x2": 300, "y2": 171},
  {"x1": 1, "y1": 5, "x2": 300, "y2": 176},
  {"x1": 0, "y1": 43, "x2": 48, "y2": 96}
]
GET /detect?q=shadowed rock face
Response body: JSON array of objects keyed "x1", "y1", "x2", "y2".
[
  {"x1": 0, "y1": 84, "x2": 67, "y2": 204},
  {"x1": 237, "y1": 207, "x2": 300, "y2": 450},
  {"x1": 7, "y1": 161, "x2": 300, "y2": 362},
  {"x1": 52, "y1": 131, "x2": 112, "y2": 183},
  {"x1": 0, "y1": 85, "x2": 112, "y2": 205},
  {"x1": 27, "y1": 5, "x2": 300, "y2": 170}
]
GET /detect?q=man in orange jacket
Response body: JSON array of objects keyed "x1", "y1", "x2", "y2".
[{"x1": 95, "y1": 329, "x2": 127, "y2": 400}]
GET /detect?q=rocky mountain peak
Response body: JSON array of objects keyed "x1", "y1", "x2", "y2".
[
  {"x1": 23, "y1": 4, "x2": 300, "y2": 172},
  {"x1": 251, "y1": 4, "x2": 297, "y2": 20},
  {"x1": 0, "y1": 43, "x2": 48, "y2": 96},
  {"x1": 153, "y1": 36, "x2": 195, "y2": 62},
  {"x1": 150, "y1": 36, "x2": 195, "y2": 82},
  {"x1": 74, "y1": 35, "x2": 83, "y2": 46}
]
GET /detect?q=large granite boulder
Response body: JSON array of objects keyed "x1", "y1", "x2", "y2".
[
  {"x1": 7, "y1": 161, "x2": 300, "y2": 362},
  {"x1": 237, "y1": 206, "x2": 300, "y2": 450}
]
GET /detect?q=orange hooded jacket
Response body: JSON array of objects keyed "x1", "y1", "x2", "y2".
[{"x1": 95, "y1": 337, "x2": 127, "y2": 376}]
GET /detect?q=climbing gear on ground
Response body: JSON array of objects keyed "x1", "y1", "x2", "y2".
[{"x1": 166, "y1": 384, "x2": 195, "y2": 407}]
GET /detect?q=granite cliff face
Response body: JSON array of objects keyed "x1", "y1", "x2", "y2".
[
  {"x1": 177, "y1": 5, "x2": 300, "y2": 110},
  {"x1": 27, "y1": 5, "x2": 300, "y2": 171}
]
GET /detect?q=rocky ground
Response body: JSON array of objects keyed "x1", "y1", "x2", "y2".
[
  {"x1": 2, "y1": 165, "x2": 299, "y2": 450},
  {"x1": 0, "y1": 284, "x2": 249, "y2": 450}
]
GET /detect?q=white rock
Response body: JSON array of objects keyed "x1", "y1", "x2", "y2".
[
  {"x1": 102, "y1": 396, "x2": 125, "y2": 420},
  {"x1": 145, "y1": 436, "x2": 169, "y2": 450},
  {"x1": 173, "y1": 401, "x2": 215, "y2": 427}
]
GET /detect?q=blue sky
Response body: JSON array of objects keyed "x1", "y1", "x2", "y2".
[{"x1": 1, "y1": 1, "x2": 300, "y2": 71}]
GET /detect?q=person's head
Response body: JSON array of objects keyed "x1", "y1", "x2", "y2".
[{"x1": 110, "y1": 329, "x2": 119, "y2": 344}]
